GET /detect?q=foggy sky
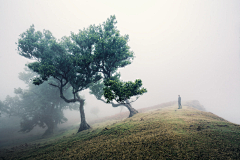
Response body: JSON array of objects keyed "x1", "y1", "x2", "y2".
[{"x1": 1, "y1": 0, "x2": 240, "y2": 124}]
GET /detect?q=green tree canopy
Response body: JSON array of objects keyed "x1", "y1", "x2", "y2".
[
  {"x1": 17, "y1": 15, "x2": 145, "y2": 130},
  {"x1": 17, "y1": 20, "x2": 103, "y2": 132},
  {"x1": 103, "y1": 79, "x2": 147, "y2": 103},
  {"x1": 93, "y1": 15, "x2": 134, "y2": 79},
  {"x1": 89, "y1": 76, "x2": 147, "y2": 117}
]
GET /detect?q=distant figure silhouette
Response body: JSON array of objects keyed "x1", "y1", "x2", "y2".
[{"x1": 178, "y1": 95, "x2": 182, "y2": 109}]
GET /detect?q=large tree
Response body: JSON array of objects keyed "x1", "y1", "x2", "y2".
[
  {"x1": 17, "y1": 15, "x2": 146, "y2": 132},
  {"x1": 17, "y1": 23, "x2": 101, "y2": 132}
]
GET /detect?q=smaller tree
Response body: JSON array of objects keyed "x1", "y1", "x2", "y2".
[
  {"x1": 89, "y1": 78, "x2": 127, "y2": 109},
  {"x1": 15, "y1": 77, "x2": 78, "y2": 137},
  {"x1": 103, "y1": 78, "x2": 147, "y2": 117},
  {"x1": 88, "y1": 15, "x2": 147, "y2": 117},
  {"x1": 90, "y1": 76, "x2": 147, "y2": 117}
]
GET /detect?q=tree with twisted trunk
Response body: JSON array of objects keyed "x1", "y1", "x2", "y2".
[
  {"x1": 17, "y1": 15, "x2": 136, "y2": 132},
  {"x1": 88, "y1": 15, "x2": 147, "y2": 117},
  {"x1": 89, "y1": 77, "x2": 147, "y2": 118},
  {"x1": 17, "y1": 24, "x2": 100, "y2": 132}
]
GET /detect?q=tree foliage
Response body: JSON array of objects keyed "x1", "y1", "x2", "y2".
[
  {"x1": 88, "y1": 15, "x2": 147, "y2": 110},
  {"x1": 89, "y1": 80, "x2": 105, "y2": 100},
  {"x1": 93, "y1": 15, "x2": 134, "y2": 79},
  {"x1": 17, "y1": 15, "x2": 146, "y2": 129},
  {"x1": 103, "y1": 79, "x2": 147, "y2": 103},
  {"x1": 17, "y1": 22, "x2": 102, "y2": 132}
]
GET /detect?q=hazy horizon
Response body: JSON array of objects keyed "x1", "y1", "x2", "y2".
[{"x1": 1, "y1": 0, "x2": 240, "y2": 125}]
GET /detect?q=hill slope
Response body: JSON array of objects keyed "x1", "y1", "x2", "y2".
[{"x1": 1, "y1": 105, "x2": 240, "y2": 159}]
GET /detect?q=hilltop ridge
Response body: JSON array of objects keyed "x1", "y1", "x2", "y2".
[{"x1": 1, "y1": 104, "x2": 239, "y2": 159}]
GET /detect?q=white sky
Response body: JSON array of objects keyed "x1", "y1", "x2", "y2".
[{"x1": 1, "y1": 0, "x2": 240, "y2": 124}]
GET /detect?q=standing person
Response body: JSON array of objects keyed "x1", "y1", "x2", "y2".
[{"x1": 178, "y1": 95, "x2": 182, "y2": 109}]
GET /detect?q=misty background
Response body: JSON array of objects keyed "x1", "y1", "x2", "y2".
[{"x1": 0, "y1": 0, "x2": 240, "y2": 124}]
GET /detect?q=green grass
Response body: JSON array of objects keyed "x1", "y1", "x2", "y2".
[{"x1": 0, "y1": 105, "x2": 240, "y2": 159}]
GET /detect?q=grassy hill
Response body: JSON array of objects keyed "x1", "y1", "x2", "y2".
[{"x1": 0, "y1": 104, "x2": 240, "y2": 159}]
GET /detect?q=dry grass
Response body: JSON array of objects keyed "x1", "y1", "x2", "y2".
[{"x1": 0, "y1": 105, "x2": 239, "y2": 159}]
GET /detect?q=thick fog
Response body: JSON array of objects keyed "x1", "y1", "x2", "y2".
[{"x1": 1, "y1": 0, "x2": 240, "y2": 125}]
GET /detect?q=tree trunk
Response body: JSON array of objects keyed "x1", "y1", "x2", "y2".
[
  {"x1": 42, "y1": 104, "x2": 55, "y2": 137},
  {"x1": 42, "y1": 116, "x2": 54, "y2": 137},
  {"x1": 77, "y1": 99, "x2": 90, "y2": 133},
  {"x1": 124, "y1": 100, "x2": 138, "y2": 117},
  {"x1": 99, "y1": 98, "x2": 138, "y2": 118},
  {"x1": 53, "y1": 120, "x2": 59, "y2": 130}
]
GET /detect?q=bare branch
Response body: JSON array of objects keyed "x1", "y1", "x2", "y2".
[
  {"x1": 124, "y1": 97, "x2": 139, "y2": 104},
  {"x1": 115, "y1": 97, "x2": 140, "y2": 105},
  {"x1": 49, "y1": 83, "x2": 60, "y2": 88},
  {"x1": 58, "y1": 79, "x2": 76, "y2": 103},
  {"x1": 98, "y1": 98, "x2": 126, "y2": 108}
]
